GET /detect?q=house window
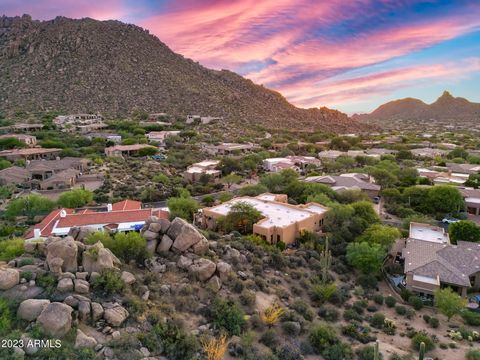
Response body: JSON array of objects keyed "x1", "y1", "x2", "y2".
[{"x1": 277, "y1": 235, "x2": 281, "y2": 243}]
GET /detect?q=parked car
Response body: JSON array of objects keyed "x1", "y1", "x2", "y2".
[{"x1": 442, "y1": 216, "x2": 460, "y2": 224}]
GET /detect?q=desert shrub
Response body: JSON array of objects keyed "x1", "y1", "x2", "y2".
[
  {"x1": 322, "y1": 343, "x2": 354, "y2": 360},
  {"x1": 356, "y1": 345, "x2": 384, "y2": 360},
  {"x1": 92, "y1": 269, "x2": 125, "y2": 296},
  {"x1": 18, "y1": 257, "x2": 34, "y2": 267},
  {"x1": 22, "y1": 271, "x2": 33, "y2": 281},
  {"x1": 0, "y1": 238, "x2": 24, "y2": 261},
  {"x1": 395, "y1": 305, "x2": 407, "y2": 316},
  {"x1": 357, "y1": 274, "x2": 378, "y2": 289},
  {"x1": 36, "y1": 272, "x2": 57, "y2": 294},
  {"x1": 124, "y1": 294, "x2": 146, "y2": 318},
  {"x1": 385, "y1": 295, "x2": 396, "y2": 308},
  {"x1": 408, "y1": 296, "x2": 424, "y2": 310},
  {"x1": 462, "y1": 310, "x2": 480, "y2": 326},
  {"x1": 411, "y1": 331, "x2": 435, "y2": 352},
  {"x1": 311, "y1": 282, "x2": 337, "y2": 303},
  {"x1": 428, "y1": 317, "x2": 439, "y2": 328},
  {"x1": 282, "y1": 321, "x2": 301, "y2": 336},
  {"x1": 205, "y1": 297, "x2": 246, "y2": 336},
  {"x1": 405, "y1": 308, "x2": 416, "y2": 319},
  {"x1": 341, "y1": 322, "x2": 376, "y2": 344},
  {"x1": 140, "y1": 320, "x2": 198, "y2": 360},
  {"x1": 400, "y1": 288, "x2": 413, "y2": 302},
  {"x1": 239, "y1": 289, "x2": 256, "y2": 306},
  {"x1": 308, "y1": 323, "x2": 338, "y2": 354},
  {"x1": 0, "y1": 299, "x2": 14, "y2": 336},
  {"x1": 353, "y1": 300, "x2": 368, "y2": 314},
  {"x1": 318, "y1": 306, "x2": 339, "y2": 322},
  {"x1": 260, "y1": 329, "x2": 278, "y2": 349},
  {"x1": 467, "y1": 349, "x2": 480, "y2": 360},
  {"x1": 373, "y1": 294, "x2": 384, "y2": 305},
  {"x1": 422, "y1": 314, "x2": 431, "y2": 323},
  {"x1": 291, "y1": 300, "x2": 314, "y2": 321},
  {"x1": 102, "y1": 231, "x2": 151, "y2": 264},
  {"x1": 366, "y1": 305, "x2": 378, "y2": 313},
  {"x1": 343, "y1": 309, "x2": 363, "y2": 322},
  {"x1": 277, "y1": 344, "x2": 303, "y2": 360},
  {"x1": 370, "y1": 313, "x2": 386, "y2": 329}
]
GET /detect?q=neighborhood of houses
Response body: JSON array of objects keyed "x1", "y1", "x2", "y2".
[{"x1": 2, "y1": 113, "x2": 480, "y2": 307}]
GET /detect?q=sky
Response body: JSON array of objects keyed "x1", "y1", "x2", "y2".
[{"x1": 1, "y1": 0, "x2": 480, "y2": 114}]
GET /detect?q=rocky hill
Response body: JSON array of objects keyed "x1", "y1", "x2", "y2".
[
  {"x1": 353, "y1": 91, "x2": 480, "y2": 130},
  {"x1": 0, "y1": 14, "x2": 360, "y2": 132}
]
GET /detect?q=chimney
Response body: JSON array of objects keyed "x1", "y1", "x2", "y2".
[
  {"x1": 33, "y1": 228, "x2": 41, "y2": 238},
  {"x1": 107, "y1": 203, "x2": 113, "y2": 212}
]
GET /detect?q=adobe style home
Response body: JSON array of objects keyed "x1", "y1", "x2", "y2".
[
  {"x1": 184, "y1": 160, "x2": 221, "y2": 182},
  {"x1": 200, "y1": 193, "x2": 328, "y2": 245},
  {"x1": 25, "y1": 200, "x2": 168, "y2": 239},
  {"x1": 0, "y1": 147, "x2": 62, "y2": 161},
  {"x1": 304, "y1": 173, "x2": 381, "y2": 198},
  {"x1": 0, "y1": 133, "x2": 37, "y2": 146},
  {"x1": 104, "y1": 144, "x2": 157, "y2": 157},
  {"x1": 400, "y1": 222, "x2": 480, "y2": 298}
]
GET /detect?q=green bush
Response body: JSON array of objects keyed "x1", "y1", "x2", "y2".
[
  {"x1": 205, "y1": 297, "x2": 246, "y2": 336},
  {"x1": 0, "y1": 299, "x2": 14, "y2": 336},
  {"x1": 428, "y1": 317, "x2": 439, "y2": 328},
  {"x1": 102, "y1": 232, "x2": 151, "y2": 264},
  {"x1": 291, "y1": 300, "x2": 315, "y2": 321},
  {"x1": 308, "y1": 323, "x2": 338, "y2": 354},
  {"x1": 260, "y1": 329, "x2": 278, "y2": 349},
  {"x1": 462, "y1": 310, "x2": 480, "y2": 326},
  {"x1": 385, "y1": 295, "x2": 396, "y2": 308},
  {"x1": 408, "y1": 296, "x2": 424, "y2": 310},
  {"x1": 92, "y1": 269, "x2": 125, "y2": 296},
  {"x1": 311, "y1": 283, "x2": 337, "y2": 303},
  {"x1": 467, "y1": 349, "x2": 480, "y2": 360},
  {"x1": 373, "y1": 294, "x2": 384, "y2": 305},
  {"x1": 411, "y1": 331, "x2": 435, "y2": 352},
  {"x1": 58, "y1": 189, "x2": 93, "y2": 208},
  {"x1": 356, "y1": 345, "x2": 384, "y2": 360},
  {"x1": 370, "y1": 313, "x2": 386, "y2": 329},
  {"x1": 0, "y1": 238, "x2": 24, "y2": 261},
  {"x1": 36, "y1": 273, "x2": 57, "y2": 294},
  {"x1": 322, "y1": 343, "x2": 354, "y2": 360},
  {"x1": 395, "y1": 305, "x2": 407, "y2": 316},
  {"x1": 318, "y1": 306, "x2": 339, "y2": 322},
  {"x1": 17, "y1": 257, "x2": 34, "y2": 267},
  {"x1": 239, "y1": 289, "x2": 256, "y2": 306}
]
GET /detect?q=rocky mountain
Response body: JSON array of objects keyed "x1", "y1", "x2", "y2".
[
  {"x1": 0, "y1": 14, "x2": 360, "y2": 132},
  {"x1": 353, "y1": 91, "x2": 480, "y2": 129}
]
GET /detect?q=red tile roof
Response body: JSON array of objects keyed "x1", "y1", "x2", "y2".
[
  {"x1": 112, "y1": 199, "x2": 142, "y2": 211},
  {"x1": 26, "y1": 200, "x2": 169, "y2": 238}
]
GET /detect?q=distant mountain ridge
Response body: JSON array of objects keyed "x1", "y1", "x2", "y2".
[
  {"x1": 353, "y1": 91, "x2": 480, "y2": 127},
  {"x1": 0, "y1": 14, "x2": 361, "y2": 132}
]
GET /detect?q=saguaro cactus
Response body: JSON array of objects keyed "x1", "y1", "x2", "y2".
[
  {"x1": 320, "y1": 236, "x2": 332, "y2": 283},
  {"x1": 419, "y1": 341, "x2": 425, "y2": 360},
  {"x1": 374, "y1": 340, "x2": 380, "y2": 360}
]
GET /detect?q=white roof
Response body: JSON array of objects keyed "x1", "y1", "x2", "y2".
[
  {"x1": 410, "y1": 223, "x2": 449, "y2": 244},
  {"x1": 412, "y1": 274, "x2": 440, "y2": 285},
  {"x1": 466, "y1": 197, "x2": 480, "y2": 204},
  {"x1": 194, "y1": 160, "x2": 220, "y2": 167},
  {"x1": 303, "y1": 204, "x2": 328, "y2": 215},
  {"x1": 208, "y1": 198, "x2": 317, "y2": 229}
]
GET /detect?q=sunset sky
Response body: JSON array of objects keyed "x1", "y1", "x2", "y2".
[{"x1": 2, "y1": 0, "x2": 479, "y2": 114}]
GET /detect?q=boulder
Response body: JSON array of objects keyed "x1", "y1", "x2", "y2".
[
  {"x1": 82, "y1": 242, "x2": 121, "y2": 273},
  {"x1": 158, "y1": 218, "x2": 171, "y2": 233},
  {"x1": 17, "y1": 299, "x2": 50, "y2": 321},
  {"x1": 189, "y1": 258, "x2": 216, "y2": 282},
  {"x1": 74, "y1": 279, "x2": 89, "y2": 294},
  {"x1": 172, "y1": 223, "x2": 206, "y2": 252},
  {"x1": 121, "y1": 271, "x2": 136, "y2": 285},
  {"x1": 36, "y1": 302, "x2": 73, "y2": 338},
  {"x1": 216, "y1": 261, "x2": 233, "y2": 281},
  {"x1": 57, "y1": 278, "x2": 74, "y2": 292},
  {"x1": 104, "y1": 305, "x2": 129, "y2": 327},
  {"x1": 147, "y1": 222, "x2": 162, "y2": 233},
  {"x1": 143, "y1": 230, "x2": 159, "y2": 241},
  {"x1": 156, "y1": 234, "x2": 173, "y2": 254},
  {"x1": 48, "y1": 257, "x2": 64, "y2": 274},
  {"x1": 0, "y1": 268, "x2": 19, "y2": 290},
  {"x1": 75, "y1": 227, "x2": 96, "y2": 243},
  {"x1": 78, "y1": 301, "x2": 91, "y2": 321},
  {"x1": 207, "y1": 275, "x2": 222, "y2": 292},
  {"x1": 146, "y1": 240, "x2": 158, "y2": 253},
  {"x1": 177, "y1": 255, "x2": 193, "y2": 270},
  {"x1": 91, "y1": 302, "x2": 104, "y2": 321},
  {"x1": 76, "y1": 272, "x2": 88, "y2": 280},
  {"x1": 64, "y1": 296, "x2": 79, "y2": 308},
  {"x1": 75, "y1": 329, "x2": 97, "y2": 348},
  {"x1": 46, "y1": 237, "x2": 78, "y2": 273},
  {"x1": 192, "y1": 237, "x2": 209, "y2": 255},
  {"x1": 21, "y1": 334, "x2": 39, "y2": 355},
  {"x1": 166, "y1": 217, "x2": 188, "y2": 239}
]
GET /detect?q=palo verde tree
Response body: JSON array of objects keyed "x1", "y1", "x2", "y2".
[{"x1": 217, "y1": 201, "x2": 262, "y2": 234}]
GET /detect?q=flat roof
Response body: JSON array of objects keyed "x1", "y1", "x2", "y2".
[
  {"x1": 208, "y1": 197, "x2": 317, "y2": 229},
  {"x1": 303, "y1": 203, "x2": 329, "y2": 215},
  {"x1": 410, "y1": 223, "x2": 449, "y2": 244}
]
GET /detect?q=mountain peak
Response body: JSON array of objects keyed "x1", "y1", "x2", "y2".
[{"x1": 0, "y1": 15, "x2": 360, "y2": 132}]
